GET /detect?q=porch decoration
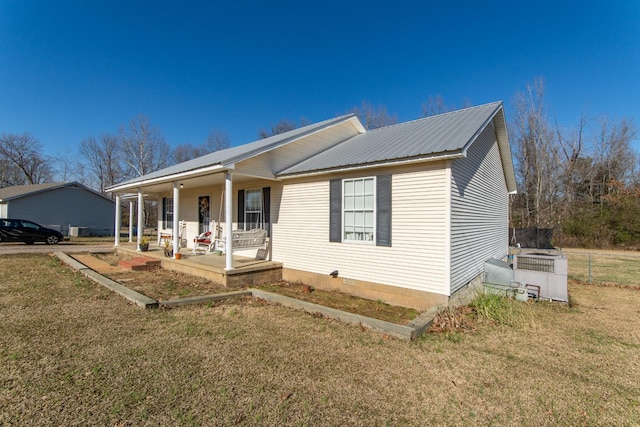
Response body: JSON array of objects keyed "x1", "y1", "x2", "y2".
[
  {"x1": 162, "y1": 237, "x2": 173, "y2": 257},
  {"x1": 139, "y1": 235, "x2": 151, "y2": 252}
]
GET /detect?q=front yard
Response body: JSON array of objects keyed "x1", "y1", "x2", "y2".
[{"x1": 1, "y1": 253, "x2": 639, "y2": 425}]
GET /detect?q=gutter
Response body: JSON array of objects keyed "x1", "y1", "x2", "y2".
[
  {"x1": 106, "y1": 164, "x2": 227, "y2": 192},
  {"x1": 276, "y1": 151, "x2": 466, "y2": 180}
]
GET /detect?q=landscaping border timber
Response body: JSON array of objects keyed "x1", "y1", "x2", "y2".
[
  {"x1": 54, "y1": 251, "x2": 158, "y2": 309},
  {"x1": 55, "y1": 251, "x2": 435, "y2": 340},
  {"x1": 250, "y1": 288, "x2": 434, "y2": 340}
]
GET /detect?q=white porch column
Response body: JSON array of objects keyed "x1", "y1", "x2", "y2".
[
  {"x1": 128, "y1": 201, "x2": 134, "y2": 242},
  {"x1": 173, "y1": 182, "x2": 180, "y2": 257},
  {"x1": 225, "y1": 171, "x2": 233, "y2": 271},
  {"x1": 137, "y1": 190, "x2": 144, "y2": 251},
  {"x1": 114, "y1": 194, "x2": 121, "y2": 247}
]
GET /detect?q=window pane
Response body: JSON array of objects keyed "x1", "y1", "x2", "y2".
[
  {"x1": 355, "y1": 195, "x2": 364, "y2": 209},
  {"x1": 355, "y1": 179, "x2": 364, "y2": 194},
  {"x1": 355, "y1": 212, "x2": 364, "y2": 227},
  {"x1": 344, "y1": 180, "x2": 354, "y2": 196},
  {"x1": 246, "y1": 189, "x2": 262, "y2": 211},
  {"x1": 344, "y1": 195, "x2": 354, "y2": 210},
  {"x1": 365, "y1": 194, "x2": 374, "y2": 209},
  {"x1": 344, "y1": 212, "x2": 354, "y2": 227},
  {"x1": 365, "y1": 178, "x2": 374, "y2": 193},
  {"x1": 365, "y1": 211, "x2": 374, "y2": 227}
]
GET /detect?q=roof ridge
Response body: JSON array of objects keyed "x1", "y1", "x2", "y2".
[{"x1": 367, "y1": 100, "x2": 503, "y2": 132}]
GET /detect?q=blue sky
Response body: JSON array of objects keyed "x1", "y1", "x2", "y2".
[{"x1": 1, "y1": 1, "x2": 639, "y2": 159}]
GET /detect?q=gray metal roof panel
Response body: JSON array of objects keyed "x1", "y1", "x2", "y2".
[
  {"x1": 109, "y1": 114, "x2": 359, "y2": 189},
  {"x1": 277, "y1": 101, "x2": 503, "y2": 175},
  {"x1": 0, "y1": 182, "x2": 114, "y2": 202}
]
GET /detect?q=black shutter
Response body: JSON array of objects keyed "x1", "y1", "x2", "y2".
[
  {"x1": 237, "y1": 190, "x2": 245, "y2": 231},
  {"x1": 162, "y1": 197, "x2": 167, "y2": 229},
  {"x1": 376, "y1": 174, "x2": 392, "y2": 247},
  {"x1": 329, "y1": 179, "x2": 342, "y2": 242},
  {"x1": 262, "y1": 187, "x2": 271, "y2": 237}
]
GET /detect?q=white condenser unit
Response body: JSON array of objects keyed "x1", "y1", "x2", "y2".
[{"x1": 513, "y1": 252, "x2": 569, "y2": 302}]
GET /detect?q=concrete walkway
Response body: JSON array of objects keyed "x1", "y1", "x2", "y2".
[{"x1": 69, "y1": 253, "x2": 124, "y2": 274}]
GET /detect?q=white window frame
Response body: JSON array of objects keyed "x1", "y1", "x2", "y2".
[
  {"x1": 342, "y1": 177, "x2": 376, "y2": 244},
  {"x1": 244, "y1": 188, "x2": 263, "y2": 230},
  {"x1": 164, "y1": 197, "x2": 174, "y2": 230}
]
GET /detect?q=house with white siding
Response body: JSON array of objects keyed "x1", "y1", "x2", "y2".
[{"x1": 107, "y1": 101, "x2": 516, "y2": 310}]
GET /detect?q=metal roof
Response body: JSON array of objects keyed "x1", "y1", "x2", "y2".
[
  {"x1": 0, "y1": 182, "x2": 115, "y2": 202},
  {"x1": 277, "y1": 101, "x2": 504, "y2": 176},
  {"x1": 108, "y1": 114, "x2": 360, "y2": 191},
  {"x1": 106, "y1": 101, "x2": 516, "y2": 194}
]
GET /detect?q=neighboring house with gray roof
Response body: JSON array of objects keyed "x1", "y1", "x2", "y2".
[
  {"x1": 107, "y1": 101, "x2": 516, "y2": 309},
  {"x1": 0, "y1": 182, "x2": 116, "y2": 236}
]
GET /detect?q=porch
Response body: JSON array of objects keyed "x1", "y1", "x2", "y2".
[{"x1": 115, "y1": 243, "x2": 282, "y2": 288}]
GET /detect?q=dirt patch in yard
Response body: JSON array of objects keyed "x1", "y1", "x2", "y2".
[
  {"x1": 93, "y1": 252, "x2": 227, "y2": 301},
  {"x1": 255, "y1": 281, "x2": 419, "y2": 325},
  {"x1": 92, "y1": 252, "x2": 419, "y2": 324}
]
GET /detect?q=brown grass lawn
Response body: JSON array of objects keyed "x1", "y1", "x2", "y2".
[
  {"x1": 1, "y1": 253, "x2": 639, "y2": 426},
  {"x1": 564, "y1": 249, "x2": 640, "y2": 287}
]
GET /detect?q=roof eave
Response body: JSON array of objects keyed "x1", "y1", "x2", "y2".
[
  {"x1": 277, "y1": 151, "x2": 465, "y2": 179},
  {"x1": 106, "y1": 164, "x2": 228, "y2": 193},
  {"x1": 458, "y1": 103, "x2": 517, "y2": 194}
]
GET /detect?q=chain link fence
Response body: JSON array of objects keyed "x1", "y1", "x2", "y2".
[{"x1": 562, "y1": 251, "x2": 640, "y2": 287}]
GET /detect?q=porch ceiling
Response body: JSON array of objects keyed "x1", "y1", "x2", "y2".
[{"x1": 115, "y1": 171, "x2": 272, "y2": 195}]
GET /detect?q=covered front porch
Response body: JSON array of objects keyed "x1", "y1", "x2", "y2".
[
  {"x1": 110, "y1": 162, "x2": 276, "y2": 274},
  {"x1": 115, "y1": 242, "x2": 282, "y2": 288}
]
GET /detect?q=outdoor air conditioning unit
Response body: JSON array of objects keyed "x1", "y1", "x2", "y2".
[
  {"x1": 513, "y1": 252, "x2": 568, "y2": 302},
  {"x1": 69, "y1": 226, "x2": 90, "y2": 237}
]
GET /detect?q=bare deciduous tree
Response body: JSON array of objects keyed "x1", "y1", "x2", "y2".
[
  {"x1": 172, "y1": 130, "x2": 230, "y2": 163},
  {"x1": 0, "y1": 132, "x2": 52, "y2": 186},
  {"x1": 511, "y1": 78, "x2": 561, "y2": 227},
  {"x1": 350, "y1": 101, "x2": 397, "y2": 130},
  {"x1": 172, "y1": 143, "x2": 207, "y2": 164},
  {"x1": 258, "y1": 118, "x2": 309, "y2": 139},
  {"x1": 421, "y1": 96, "x2": 473, "y2": 117},
  {"x1": 205, "y1": 130, "x2": 230, "y2": 152},
  {"x1": 120, "y1": 115, "x2": 170, "y2": 177},
  {"x1": 79, "y1": 134, "x2": 123, "y2": 194}
]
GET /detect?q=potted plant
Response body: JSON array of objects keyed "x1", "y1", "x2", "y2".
[
  {"x1": 162, "y1": 237, "x2": 173, "y2": 257},
  {"x1": 139, "y1": 235, "x2": 151, "y2": 252}
]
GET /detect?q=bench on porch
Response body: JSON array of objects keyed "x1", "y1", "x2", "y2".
[
  {"x1": 193, "y1": 228, "x2": 268, "y2": 255},
  {"x1": 159, "y1": 220, "x2": 186, "y2": 247}
]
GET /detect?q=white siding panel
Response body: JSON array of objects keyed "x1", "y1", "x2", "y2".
[
  {"x1": 450, "y1": 125, "x2": 509, "y2": 293},
  {"x1": 273, "y1": 164, "x2": 450, "y2": 295}
]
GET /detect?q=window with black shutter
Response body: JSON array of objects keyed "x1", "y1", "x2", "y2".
[{"x1": 329, "y1": 175, "x2": 391, "y2": 246}]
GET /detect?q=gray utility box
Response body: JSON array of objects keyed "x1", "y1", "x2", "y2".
[
  {"x1": 513, "y1": 252, "x2": 568, "y2": 302},
  {"x1": 69, "y1": 226, "x2": 90, "y2": 237}
]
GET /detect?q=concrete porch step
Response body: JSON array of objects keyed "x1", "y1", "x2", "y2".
[{"x1": 118, "y1": 256, "x2": 162, "y2": 271}]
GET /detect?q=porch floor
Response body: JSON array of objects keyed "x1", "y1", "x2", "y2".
[{"x1": 115, "y1": 243, "x2": 283, "y2": 288}]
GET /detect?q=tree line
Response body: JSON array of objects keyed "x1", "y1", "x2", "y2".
[
  {"x1": 510, "y1": 79, "x2": 639, "y2": 248},
  {"x1": 1, "y1": 84, "x2": 638, "y2": 248}
]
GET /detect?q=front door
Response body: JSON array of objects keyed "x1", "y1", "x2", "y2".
[{"x1": 198, "y1": 195, "x2": 210, "y2": 234}]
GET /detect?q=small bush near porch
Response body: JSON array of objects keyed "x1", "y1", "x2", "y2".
[{"x1": 1, "y1": 254, "x2": 639, "y2": 425}]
